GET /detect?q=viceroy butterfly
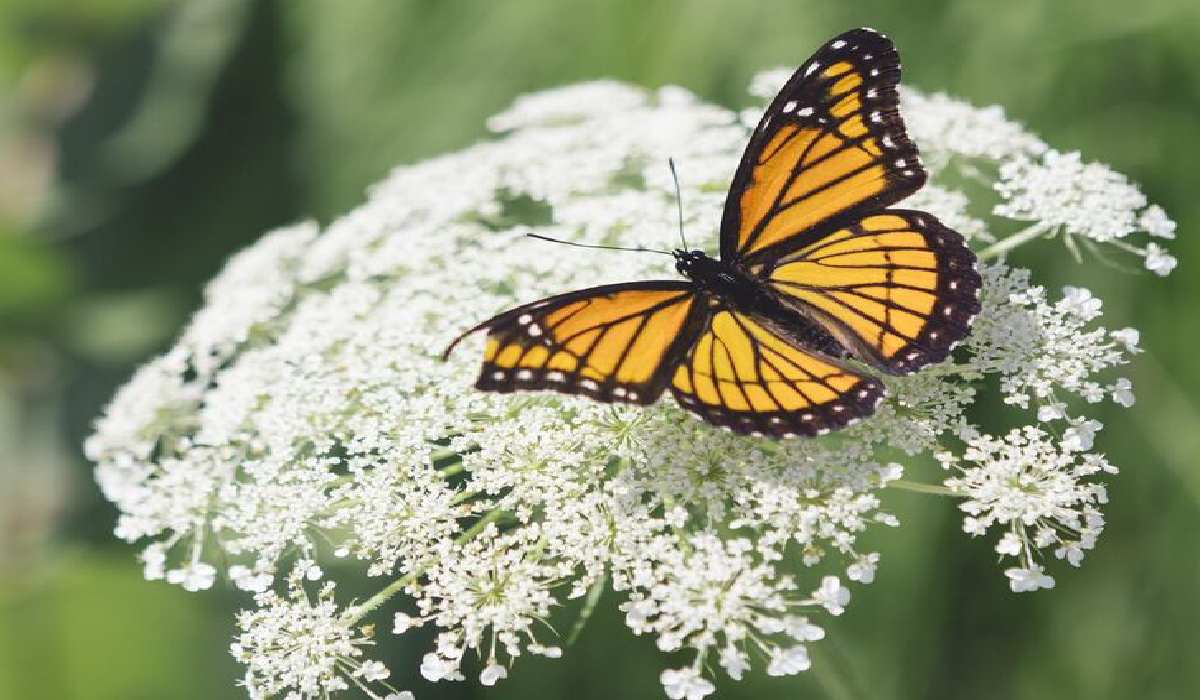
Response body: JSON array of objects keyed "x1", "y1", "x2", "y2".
[{"x1": 445, "y1": 27, "x2": 981, "y2": 438}]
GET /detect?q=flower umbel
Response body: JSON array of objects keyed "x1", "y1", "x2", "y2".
[
  {"x1": 88, "y1": 68, "x2": 1170, "y2": 698},
  {"x1": 231, "y1": 564, "x2": 406, "y2": 699},
  {"x1": 940, "y1": 426, "x2": 1115, "y2": 591}
]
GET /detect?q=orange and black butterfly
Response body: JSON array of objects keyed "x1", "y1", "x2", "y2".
[{"x1": 444, "y1": 27, "x2": 980, "y2": 438}]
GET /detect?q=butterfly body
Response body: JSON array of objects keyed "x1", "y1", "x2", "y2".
[
  {"x1": 675, "y1": 249, "x2": 850, "y2": 359},
  {"x1": 445, "y1": 27, "x2": 982, "y2": 437},
  {"x1": 675, "y1": 250, "x2": 767, "y2": 309}
]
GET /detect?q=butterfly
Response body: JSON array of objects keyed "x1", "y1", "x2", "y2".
[{"x1": 443, "y1": 27, "x2": 981, "y2": 438}]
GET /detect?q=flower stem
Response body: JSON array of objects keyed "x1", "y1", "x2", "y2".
[
  {"x1": 565, "y1": 572, "x2": 607, "y2": 646},
  {"x1": 978, "y1": 223, "x2": 1053, "y2": 260},
  {"x1": 438, "y1": 462, "x2": 465, "y2": 477},
  {"x1": 807, "y1": 641, "x2": 861, "y2": 700},
  {"x1": 888, "y1": 479, "x2": 958, "y2": 497},
  {"x1": 349, "y1": 507, "x2": 507, "y2": 622}
]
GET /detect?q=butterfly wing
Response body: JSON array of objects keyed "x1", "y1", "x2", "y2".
[
  {"x1": 763, "y1": 210, "x2": 981, "y2": 375},
  {"x1": 669, "y1": 305, "x2": 885, "y2": 437},
  {"x1": 445, "y1": 281, "x2": 705, "y2": 404},
  {"x1": 721, "y1": 27, "x2": 924, "y2": 264}
]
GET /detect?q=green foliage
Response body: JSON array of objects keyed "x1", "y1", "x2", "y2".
[
  {"x1": 0, "y1": 233, "x2": 71, "y2": 322},
  {"x1": 0, "y1": 0, "x2": 1197, "y2": 698},
  {"x1": 0, "y1": 550, "x2": 237, "y2": 700}
]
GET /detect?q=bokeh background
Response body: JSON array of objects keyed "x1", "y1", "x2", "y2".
[{"x1": 1, "y1": 1, "x2": 1197, "y2": 698}]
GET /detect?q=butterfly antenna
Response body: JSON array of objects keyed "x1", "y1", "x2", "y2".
[
  {"x1": 525, "y1": 233, "x2": 672, "y2": 256},
  {"x1": 668, "y1": 157, "x2": 688, "y2": 251}
]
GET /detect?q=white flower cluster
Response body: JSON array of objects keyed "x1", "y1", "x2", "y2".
[
  {"x1": 939, "y1": 427, "x2": 1115, "y2": 592},
  {"x1": 87, "y1": 67, "x2": 1174, "y2": 699},
  {"x1": 967, "y1": 267, "x2": 1136, "y2": 411},
  {"x1": 232, "y1": 563, "x2": 401, "y2": 699},
  {"x1": 994, "y1": 152, "x2": 1177, "y2": 274},
  {"x1": 618, "y1": 530, "x2": 843, "y2": 685}
]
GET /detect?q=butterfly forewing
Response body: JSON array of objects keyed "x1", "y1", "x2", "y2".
[
  {"x1": 669, "y1": 307, "x2": 884, "y2": 436},
  {"x1": 765, "y1": 210, "x2": 981, "y2": 374},
  {"x1": 459, "y1": 282, "x2": 704, "y2": 404},
  {"x1": 721, "y1": 27, "x2": 924, "y2": 263}
]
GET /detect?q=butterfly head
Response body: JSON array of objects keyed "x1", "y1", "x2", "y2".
[{"x1": 673, "y1": 249, "x2": 712, "y2": 276}]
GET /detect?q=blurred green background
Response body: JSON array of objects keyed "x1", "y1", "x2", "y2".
[{"x1": 1, "y1": 1, "x2": 1197, "y2": 698}]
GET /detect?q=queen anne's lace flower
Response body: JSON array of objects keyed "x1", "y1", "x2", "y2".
[
  {"x1": 87, "y1": 67, "x2": 1173, "y2": 698},
  {"x1": 1144, "y1": 242, "x2": 1178, "y2": 276},
  {"x1": 941, "y1": 427, "x2": 1115, "y2": 582},
  {"x1": 661, "y1": 667, "x2": 717, "y2": 700},
  {"x1": 995, "y1": 151, "x2": 1148, "y2": 242},
  {"x1": 900, "y1": 88, "x2": 1048, "y2": 164},
  {"x1": 232, "y1": 564, "x2": 408, "y2": 698},
  {"x1": 965, "y1": 268, "x2": 1132, "y2": 410},
  {"x1": 989, "y1": 150, "x2": 1174, "y2": 267}
]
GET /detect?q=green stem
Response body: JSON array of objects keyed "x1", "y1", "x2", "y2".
[
  {"x1": 565, "y1": 572, "x2": 607, "y2": 646},
  {"x1": 349, "y1": 507, "x2": 507, "y2": 622},
  {"x1": 1106, "y1": 238, "x2": 1144, "y2": 256},
  {"x1": 450, "y1": 489, "x2": 482, "y2": 505},
  {"x1": 888, "y1": 479, "x2": 958, "y2": 497},
  {"x1": 904, "y1": 362, "x2": 971, "y2": 378},
  {"x1": 978, "y1": 223, "x2": 1053, "y2": 260},
  {"x1": 807, "y1": 641, "x2": 861, "y2": 700},
  {"x1": 438, "y1": 463, "x2": 465, "y2": 478}
]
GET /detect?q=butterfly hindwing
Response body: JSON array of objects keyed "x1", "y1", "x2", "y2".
[
  {"x1": 764, "y1": 210, "x2": 981, "y2": 375},
  {"x1": 458, "y1": 281, "x2": 704, "y2": 404},
  {"x1": 721, "y1": 27, "x2": 924, "y2": 263},
  {"x1": 669, "y1": 306, "x2": 885, "y2": 436}
]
